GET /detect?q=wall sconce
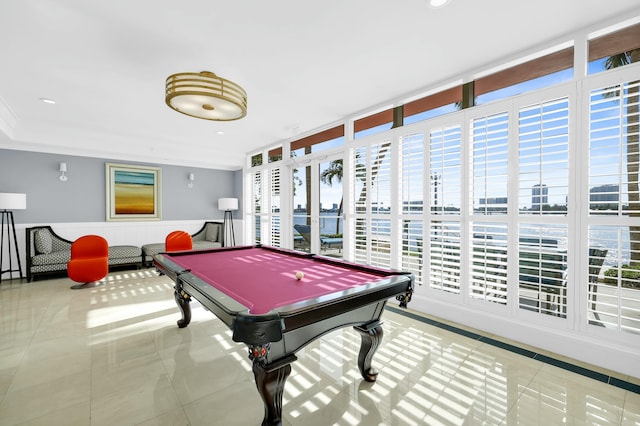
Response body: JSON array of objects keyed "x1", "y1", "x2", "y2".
[
  {"x1": 59, "y1": 162, "x2": 68, "y2": 181},
  {"x1": 188, "y1": 173, "x2": 195, "y2": 189}
]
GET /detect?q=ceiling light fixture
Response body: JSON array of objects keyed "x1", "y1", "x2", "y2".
[
  {"x1": 40, "y1": 98, "x2": 56, "y2": 104},
  {"x1": 429, "y1": 0, "x2": 452, "y2": 8},
  {"x1": 165, "y1": 71, "x2": 247, "y2": 121}
]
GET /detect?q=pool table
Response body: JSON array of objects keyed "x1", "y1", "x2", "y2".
[{"x1": 154, "y1": 245, "x2": 413, "y2": 426}]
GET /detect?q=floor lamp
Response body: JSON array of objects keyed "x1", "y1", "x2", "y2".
[
  {"x1": 218, "y1": 198, "x2": 238, "y2": 247},
  {"x1": 0, "y1": 193, "x2": 27, "y2": 283}
]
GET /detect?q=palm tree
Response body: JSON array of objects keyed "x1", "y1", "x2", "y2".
[
  {"x1": 320, "y1": 159, "x2": 343, "y2": 234},
  {"x1": 604, "y1": 49, "x2": 640, "y2": 265}
]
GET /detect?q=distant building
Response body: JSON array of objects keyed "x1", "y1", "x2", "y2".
[
  {"x1": 590, "y1": 184, "x2": 619, "y2": 209},
  {"x1": 479, "y1": 197, "x2": 508, "y2": 205},
  {"x1": 590, "y1": 184, "x2": 619, "y2": 202},
  {"x1": 532, "y1": 184, "x2": 548, "y2": 210}
]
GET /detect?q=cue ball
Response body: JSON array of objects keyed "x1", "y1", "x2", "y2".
[{"x1": 295, "y1": 271, "x2": 304, "y2": 280}]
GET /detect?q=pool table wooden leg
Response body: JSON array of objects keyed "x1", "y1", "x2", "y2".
[
  {"x1": 354, "y1": 321, "x2": 383, "y2": 382},
  {"x1": 174, "y1": 287, "x2": 192, "y2": 328},
  {"x1": 252, "y1": 355, "x2": 296, "y2": 426}
]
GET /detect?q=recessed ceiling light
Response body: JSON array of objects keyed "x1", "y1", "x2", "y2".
[
  {"x1": 217, "y1": 131, "x2": 224, "y2": 135},
  {"x1": 429, "y1": 0, "x2": 452, "y2": 8},
  {"x1": 39, "y1": 98, "x2": 56, "y2": 104}
]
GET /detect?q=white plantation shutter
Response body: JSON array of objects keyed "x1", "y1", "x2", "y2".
[
  {"x1": 429, "y1": 125, "x2": 461, "y2": 293},
  {"x1": 470, "y1": 223, "x2": 508, "y2": 304},
  {"x1": 402, "y1": 219, "x2": 424, "y2": 285},
  {"x1": 589, "y1": 80, "x2": 640, "y2": 216},
  {"x1": 516, "y1": 97, "x2": 570, "y2": 318},
  {"x1": 352, "y1": 146, "x2": 368, "y2": 264},
  {"x1": 518, "y1": 98, "x2": 569, "y2": 215},
  {"x1": 351, "y1": 142, "x2": 393, "y2": 268},
  {"x1": 270, "y1": 168, "x2": 281, "y2": 247},
  {"x1": 370, "y1": 141, "x2": 392, "y2": 268},
  {"x1": 401, "y1": 132, "x2": 425, "y2": 285},
  {"x1": 429, "y1": 221, "x2": 461, "y2": 293},
  {"x1": 402, "y1": 133, "x2": 424, "y2": 214},
  {"x1": 470, "y1": 112, "x2": 509, "y2": 305},
  {"x1": 473, "y1": 112, "x2": 509, "y2": 214},
  {"x1": 252, "y1": 170, "x2": 262, "y2": 244},
  {"x1": 353, "y1": 147, "x2": 367, "y2": 215},
  {"x1": 430, "y1": 126, "x2": 462, "y2": 214},
  {"x1": 518, "y1": 224, "x2": 568, "y2": 316},
  {"x1": 587, "y1": 225, "x2": 640, "y2": 332},
  {"x1": 587, "y1": 79, "x2": 640, "y2": 334},
  {"x1": 354, "y1": 217, "x2": 367, "y2": 265}
]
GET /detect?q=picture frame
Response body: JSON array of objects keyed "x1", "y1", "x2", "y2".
[{"x1": 106, "y1": 163, "x2": 162, "y2": 221}]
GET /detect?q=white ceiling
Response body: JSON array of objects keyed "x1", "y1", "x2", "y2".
[{"x1": 1, "y1": 0, "x2": 638, "y2": 171}]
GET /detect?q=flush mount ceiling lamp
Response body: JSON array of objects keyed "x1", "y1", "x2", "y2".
[
  {"x1": 165, "y1": 71, "x2": 247, "y2": 121},
  {"x1": 428, "y1": 0, "x2": 452, "y2": 8}
]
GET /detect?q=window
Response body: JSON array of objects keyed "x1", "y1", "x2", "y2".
[
  {"x1": 589, "y1": 81, "x2": 640, "y2": 215},
  {"x1": 518, "y1": 98, "x2": 569, "y2": 215},
  {"x1": 351, "y1": 141, "x2": 393, "y2": 268},
  {"x1": 429, "y1": 125, "x2": 461, "y2": 294},
  {"x1": 588, "y1": 78, "x2": 640, "y2": 334},
  {"x1": 251, "y1": 170, "x2": 262, "y2": 243},
  {"x1": 246, "y1": 19, "x2": 640, "y2": 357},
  {"x1": 370, "y1": 141, "x2": 392, "y2": 268},
  {"x1": 290, "y1": 126, "x2": 344, "y2": 158},
  {"x1": 268, "y1": 146, "x2": 283, "y2": 163},
  {"x1": 476, "y1": 48, "x2": 574, "y2": 105},
  {"x1": 429, "y1": 221, "x2": 461, "y2": 294},
  {"x1": 471, "y1": 223, "x2": 508, "y2": 304},
  {"x1": 473, "y1": 112, "x2": 509, "y2": 214},
  {"x1": 354, "y1": 109, "x2": 393, "y2": 139},
  {"x1": 292, "y1": 164, "x2": 310, "y2": 252},
  {"x1": 403, "y1": 86, "x2": 462, "y2": 125},
  {"x1": 401, "y1": 132, "x2": 425, "y2": 285},
  {"x1": 251, "y1": 153, "x2": 263, "y2": 167},
  {"x1": 588, "y1": 23, "x2": 640, "y2": 75},
  {"x1": 270, "y1": 168, "x2": 281, "y2": 247},
  {"x1": 518, "y1": 224, "x2": 568, "y2": 317},
  {"x1": 515, "y1": 96, "x2": 571, "y2": 317},
  {"x1": 430, "y1": 125, "x2": 462, "y2": 214}
]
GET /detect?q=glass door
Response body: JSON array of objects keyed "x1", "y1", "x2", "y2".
[
  {"x1": 319, "y1": 157, "x2": 343, "y2": 257},
  {"x1": 292, "y1": 163, "x2": 311, "y2": 252},
  {"x1": 292, "y1": 155, "x2": 344, "y2": 257}
]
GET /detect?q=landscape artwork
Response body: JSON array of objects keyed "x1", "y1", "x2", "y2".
[{"x1": 106, "y1": 163, "x2": 161, "y2": 221}]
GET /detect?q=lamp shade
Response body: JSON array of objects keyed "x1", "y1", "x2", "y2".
[
  {"x1": 0, "y1": 193, "x2": 26, "y2": 210},
  {"x1": 218, "y1": 198, "x2": 238, "y2": 211},
  {"x1": 166, "y1": 71, "x2": 247, "y2": 121}
]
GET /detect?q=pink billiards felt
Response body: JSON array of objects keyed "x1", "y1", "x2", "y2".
[{"x1": 167, "y1": 248, "x2": 387, "y2": 314}]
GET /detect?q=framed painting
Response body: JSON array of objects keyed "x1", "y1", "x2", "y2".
[{"x1": 106, "y1": 163, "x2": 162, "y2": 221}]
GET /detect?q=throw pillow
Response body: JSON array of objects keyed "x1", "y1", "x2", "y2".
[
  {"x1": 34, "y1": 229, "x2": 53, "y2": 254},
  {"x1": 205, "y1": 224, "x2": 219, "y2": 242}
]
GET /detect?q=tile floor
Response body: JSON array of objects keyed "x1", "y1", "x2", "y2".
[{"x1": 0, "y1": 269, "x2": 639, "y2": 425}]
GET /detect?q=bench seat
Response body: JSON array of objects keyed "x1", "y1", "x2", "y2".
[
  {"x1": 142, "y1": 221, "x2": 224, "y2": 266},
  {"x1": 26, "y1": 226, "x2": 142, "y2": 282},
  {"x1": 109, "y1": 245, "x2": 143, "y2": 267}
]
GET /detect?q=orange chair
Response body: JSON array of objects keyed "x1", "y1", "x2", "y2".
[
  {"x1": 166, "y1": 230, "x2": 193, "y2": 252},
  {"x1": 67, "y1": 235, "x2": 109, "y2": 290}
]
